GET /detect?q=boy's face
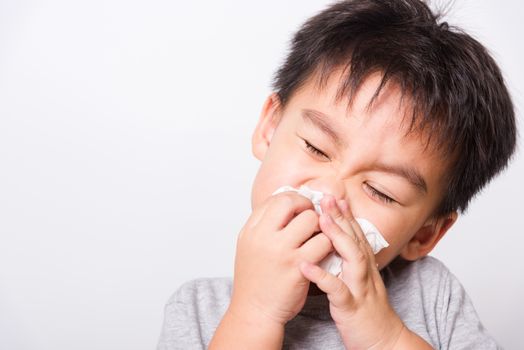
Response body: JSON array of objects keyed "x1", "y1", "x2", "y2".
[{"x1": 250, "y1": 70, "x2": 457, "y2": 268}]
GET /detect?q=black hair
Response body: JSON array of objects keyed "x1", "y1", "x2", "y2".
[{"x1": 272, "y1": 0, "x2": 516, "y2": 216}]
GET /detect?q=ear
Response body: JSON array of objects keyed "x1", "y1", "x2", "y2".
[
  {"x1": 252, "y1": 93, "x2": 282, "y2": 161},
  {"x1": 400, "y1": 211, "x2": 458, "y2": 261}
]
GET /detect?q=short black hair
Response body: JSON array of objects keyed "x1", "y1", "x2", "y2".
[{"x1": 272, "y1": 0, "x2": 516, "y2": 216}]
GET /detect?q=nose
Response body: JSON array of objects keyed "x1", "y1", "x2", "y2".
[{"x1": 304, "y1": 177, "x2": 347, "y2": 201}]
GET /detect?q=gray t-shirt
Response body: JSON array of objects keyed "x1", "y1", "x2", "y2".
[{"x1": 157, "y1": 256, "x2": 500, "y2": 349}]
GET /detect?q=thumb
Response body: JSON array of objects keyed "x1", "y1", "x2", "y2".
[{"x1": 299, "y1": 261, "x2": 355, "y2": 310}]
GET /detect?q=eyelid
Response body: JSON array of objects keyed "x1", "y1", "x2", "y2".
[
  {"x1": 364, "y1": 182, "x2": 397, "y2": 205},
  {"x1": 302, "y1": 138, "x2": 330, "y2": 159}
]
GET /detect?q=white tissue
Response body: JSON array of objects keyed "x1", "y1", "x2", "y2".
[{"x1": 272, "y1": 185, "x2": 389, "y2": 276}]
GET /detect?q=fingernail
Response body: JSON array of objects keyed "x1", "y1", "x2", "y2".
[{"x1": 337, "y1": 199, "x2": 348, "y2": 213}]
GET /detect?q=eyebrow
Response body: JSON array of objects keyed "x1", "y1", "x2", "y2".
[
  {"x1": 301, "y1": 109, "x2": 346, "y2": 148},
  {"x1": 372, "y1": 162, "x2": 428, "y2": 193},
  {"x1": 301, "y1": 108, "x2": 427, "y2": 193}
]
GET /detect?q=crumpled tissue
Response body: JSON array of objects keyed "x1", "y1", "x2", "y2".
[{"x1": 272, "y1": 185, "x2": 389, "y2": 276}]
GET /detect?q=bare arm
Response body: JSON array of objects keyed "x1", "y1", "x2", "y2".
[
  {"x1": 391, "y1": 325, "x2": 433, "y2": 350},
  {"x1": 208, "y1": 303, "x2": 284, "y2": 350},
  {"x1": 209, "y1": 192, "x2": 331, "y2": 349}
]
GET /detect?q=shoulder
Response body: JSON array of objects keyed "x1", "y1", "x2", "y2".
[
  {"x1": 383, "y1": 256, "x2": 452, "y2": 294},
  {"x1": 412, "y1": 256, "x2": 454, "y2": 288},
  {"x1": 166, "y1": 277, "x2": 233, "y2": 309},
  {"x1": 383, "y1": 257, "x2": 501, "y2": 349},
  {"x1": 386, "y1": 255, "x2": 450, "y2": 276},
  {"x1": 158, "y1": 277, "x2": 233, "y2": 349},
  {"x1": 384, "y1": 255, "x2": 463, "y2": 310},
  {"x1": 382, "y1": 256, "x2": 454, "y2": 345}
]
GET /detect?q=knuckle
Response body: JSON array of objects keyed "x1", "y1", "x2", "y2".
[
  {"x1": 318, "y1": 232, "x2": 332, "y2": 247},
  {"x1": 340, "y1": 200, "x2": 353, "y2": 216},
  {"x1": 332, "y1": 207, "x2": 344, "y2": 219},
  {"x1": 280, "y1": 192, "x2": 296, "y2": 206},
  {"x1": 343, "y1": 209, "x2": 354, "y2": 221},
  {"x1": 289, "y1": 251, "x2": 304, "y2": 268},
  {"x1": 268, "y1": 241, "x2": 289, "y2": 257},
  {"x1": 302, "y1": 209, "x2": 319, "y2": 224},
  {"x1": 348, "y1": 217, "x2": 359, "y2": 227},
  {"x1": 333, "y1": 279, "x2": 347, "y2": 296},
  {"x1": 263, "y1": 194, "x2": 278, "y2": 207},
  {"x1": 355, "y1": 251, "x2": 367, "y2": 264},
  {"x1": 237, "y1": 228, "x2": 245, "y2": 242},
  {"x1": 243, "y1": 218, "x2": 257, "y2": 232},
  {"x1": 275, "y1": 192, "x2": 313, "y2": 212},
  {"x1": 318, "y1": 269, "x2": 330, "y2": 284}
]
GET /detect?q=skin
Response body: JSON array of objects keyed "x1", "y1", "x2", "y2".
[{"x1": 209, "y1": 70, "x2": 458, "y2": 349}]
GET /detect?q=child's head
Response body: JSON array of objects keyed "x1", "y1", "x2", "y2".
[{"x1": 249, "y1": 0, "x2": 516, "y2": 267}]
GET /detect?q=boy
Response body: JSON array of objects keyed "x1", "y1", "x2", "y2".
[{"x1": 158, "y1": 0, "x2": 516, "y2": 349}]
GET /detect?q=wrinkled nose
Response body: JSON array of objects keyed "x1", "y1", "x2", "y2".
[{"x1": 304, "y1": 177, "x2": 347, "y2": 201}]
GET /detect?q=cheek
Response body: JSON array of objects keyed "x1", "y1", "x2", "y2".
[
  {"x1": 366, "y1": 208, "x2": 428, "y2": 268},
  {"x1": 250, "y1": 147, "x2": 306, "y2": 209},
  {"x1": 350, "y1": 195, "x2": 416, "y2": 253},
  {"x1": 372, "y1": 218, "x2": 415, "y2": 268},
  {"x1": 377, "y1": 218, "x2": 414, "y2": 250}
]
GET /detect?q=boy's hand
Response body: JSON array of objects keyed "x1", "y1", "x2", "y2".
[
  {"x1": 299, "y1": 195, "x2": 407, "y2": 350},
  {"x1": 228, "y1": 192, "x2": 333, "y2": 327}
]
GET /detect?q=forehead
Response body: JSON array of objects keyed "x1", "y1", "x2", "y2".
[
  {"x1": 282, "y1": 69, "x2": 451, "y2": 183},
  {"x1": 288, "y1": 68, "x2": 442, "y2": 153}
]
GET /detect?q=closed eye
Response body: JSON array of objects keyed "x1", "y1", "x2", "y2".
[
  {"x1": 364, "y1": 183, "x2": 396, "y2": 204},
  {"x1": 304, "y1": 139, "x2": 329, "y2": 159}
]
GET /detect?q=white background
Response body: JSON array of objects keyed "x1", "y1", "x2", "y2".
[{"x1": 0, "y1": 0, "x2": 522, "y2": 349}]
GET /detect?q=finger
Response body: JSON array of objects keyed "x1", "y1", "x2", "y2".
[
  {"x1": 299, "y1": 261, "x2": 354, "y2": 310},
  {"x1": 335, "y1": 199, "x2": 363, "y2": 241},
  {"x1": 320, "y1": 195, "x2": 355, "y2": 239},
  {"x1": 298, "y1": 232, "x2": 333, "y2": 263},
  {"x1": 338, "y1": 199, "x2": 375, "y2": 258},
  {"x1": 337, "y1": 199, "x2": 381, "y2": 286},
  {"x1": 238, "y1": 201, "x2": 271, "y2": 240},
  {"x1": 282, "y1": 209, "x2": 320, "y2": 247},
  {"x1": 263, "y1": 192, "x2": 315, "y2": 231},
  {"x1": 320, "y1": 213, "x2": 370, "y2": 287}
]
